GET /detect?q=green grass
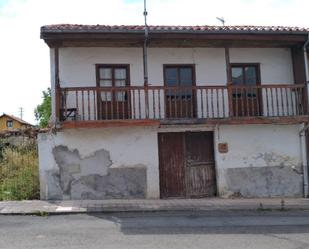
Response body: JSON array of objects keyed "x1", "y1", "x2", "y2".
[{"x1": 0, "y1": 140, "x2": 39, "y2": 201}]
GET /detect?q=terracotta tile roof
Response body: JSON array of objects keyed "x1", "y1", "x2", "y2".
[
  {"x1": 0, "y1": 113, "x2": 33, "y2": 126},
  {"x1": 41, "y1": 24, "x2": 309, "y2": 34}
]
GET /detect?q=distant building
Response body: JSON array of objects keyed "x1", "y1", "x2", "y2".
[{"x1": 0, "y1": 114, "x2": 33, "y2": 132}]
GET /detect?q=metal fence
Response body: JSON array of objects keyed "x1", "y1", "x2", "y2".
[{"x1": 0, "y1": 137, "x2": 39, "y2": 201}]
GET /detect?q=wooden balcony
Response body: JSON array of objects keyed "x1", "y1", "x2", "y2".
[{"x1": 56, "y1": 84, "x2": 309, "y2": 128}]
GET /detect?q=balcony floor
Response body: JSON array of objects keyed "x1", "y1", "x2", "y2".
[{"x1": 59, "y1": 115, "x2": 309, "y2": 129}]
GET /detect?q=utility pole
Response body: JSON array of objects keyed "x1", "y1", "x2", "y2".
[
  {"x1": 143, "y1": 0, "x2": 149, "y2": 86},
  {"x1": 19, "y1": 107, "x2": 24, "y2": 120},
  {"x1": 143, "y1": 0, "x2": 149, "y2": 118}
]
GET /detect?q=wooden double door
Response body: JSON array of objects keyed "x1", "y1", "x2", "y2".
[{"x1": 158, "y1": 131, "x2": 216, "y2": 199}]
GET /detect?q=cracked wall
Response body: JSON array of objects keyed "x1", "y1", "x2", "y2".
[
  {"x1": 38, "y1": 124, "x2": 304, "y2": 199},
  {"x1": 48, "y1": 145, "x2": 146, "y2": 200},
  {"x1": 38, "y1": 127, "x2": 157, "y2": 200},
  {"x1": 225, "y1": 166, "x2": 303, "y2": 197},
  {"x1": 215, "y1": 124, "x2": 304, "y2": 197},
  {"x1": 44, "y1": 145, "x2": 146, "y2": 200}
]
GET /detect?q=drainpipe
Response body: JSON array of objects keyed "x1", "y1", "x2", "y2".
[
  {"x1": 303, "y1": 34, "x2": 309, "y2": 87},
  {"x1": 303, "y1": 34, "x2": 309, "y2": 115},
  {"x1": 300, "y1": 34, "x2": 309, "y2": 198},
  {"x1": 143, "y1": 0, "x2": 149, "y2": 119},
  {"x1": 300, "y1": 123, "x2": 309, "y2": 198}
]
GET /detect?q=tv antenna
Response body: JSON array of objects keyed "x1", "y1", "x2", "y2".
[
  {"x1": 143, "y1": 0, "x2": 148, "y2": 86},
  {"x1": 144, "y1": 0, "x2": 148, "y2": 34},
  {"x1": 216, "y1": 17, "x2": 225, "y2": 26},
  {"x1": 143, "y1": 0, "x2": 149, "y2": 118}
]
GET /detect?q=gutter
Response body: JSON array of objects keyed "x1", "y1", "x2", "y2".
[{"x1": 300, "y1": 34, "x2": 309, "y2": 198}]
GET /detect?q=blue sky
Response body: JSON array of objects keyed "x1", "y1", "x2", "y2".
[
  {"x1": 0, "y1": 0, "x2": 309, "y2": 124},
  {"x1": 0, "y1": 0, "x2": 8, "y2": 7}
]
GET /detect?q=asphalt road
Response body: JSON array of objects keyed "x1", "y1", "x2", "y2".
[{"x1": 1, "y1": 210, "x2": 309, "y2": 249}]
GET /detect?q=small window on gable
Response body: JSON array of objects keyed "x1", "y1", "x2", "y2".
[{"x1": 6, "y1": 120, "x2": 13, "y2": 128}]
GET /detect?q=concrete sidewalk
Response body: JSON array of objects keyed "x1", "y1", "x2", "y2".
[{"x1": 1, "y1": 198, "x2": 309, "y2": 214}]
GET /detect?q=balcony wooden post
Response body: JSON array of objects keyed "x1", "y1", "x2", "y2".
[
  {"x1": 144, "y1": 85, "x2": 149, "y2": 119},
  {"x1": 303, "y1": 82, "x2": 308, "y2": 115},
  {"x1": 54, "y1": 47, "x2": 61, "y2": 122},
  {"x1": 304, "y1": 51, "x2": 309, "y2": 115},
  {"x1": 292, "y1": 45, "x2": 309, "y2": 115},
  {"x1": 227, "y1": 84, "x2": 234, "y2": 117}
]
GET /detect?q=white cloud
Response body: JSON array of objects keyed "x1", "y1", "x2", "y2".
[{"x1": 0, "y1": 0, "x2": 309, "y2": 124}]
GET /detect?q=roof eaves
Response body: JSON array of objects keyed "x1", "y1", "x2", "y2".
[{"x1": 41, "y1": 29, "x2": 309, "y2": 36}]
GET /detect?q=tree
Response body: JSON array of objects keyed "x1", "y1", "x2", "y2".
[{"x1": 34, "y1": 88, "x2": 51, "y2": 128}]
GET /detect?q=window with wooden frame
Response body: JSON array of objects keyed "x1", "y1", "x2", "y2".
[
  {"x1": 230, "y1": 63, "x2": 261, "y2": 116},
  {"x1": 231, "y1": 64, "x2": 260, "y2": 87},
  {"x1": 163, "y1": 65, "x2": 196, "y2": 118},
  {"x1": 6, "y1": 120, "x2": 13, "y2": 128},
  {"x1": 96, "y1": 64, "x2": 130, "y2": 119},
  {"x1": 96, "y1": 65, "x2": 130, "y2": 101}
]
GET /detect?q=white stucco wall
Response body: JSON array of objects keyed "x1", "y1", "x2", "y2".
[
  {"x1": 57, "y1": 47, "x2": 227, "y2": 87},
  {"x1": 148, "y1": 48, "x2": 227, "y2": 85},
  {"x1": 214, "y1": 124, "x2": 303, "y2": 196},
  {"x1": 38, "y1": 126, "x2": 159, "y2": 199},
  {"x1": 230, "y1": 48, "x2": 294, "y2": 84},
  {"x1": 58, "y1": 47, "x2": 144, "y2": 87},
  {"x1": 42, "y1": 46, "x2": 305, "y2": 199},
  {"x1": 57, "y1": 47, "x2": 294, "y2": 87},
  {"x1": 39, "y1": 123, "x2": 304, "y2": 199},
  {"x1": 51, "y1": 47, "x2": 295, "y2": 122}
]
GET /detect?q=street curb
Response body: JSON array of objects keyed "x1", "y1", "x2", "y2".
[
  {"x1": 1, "y1": 198, "x2": 309, "y2": 215},
  {"x1": 2, "y1": 205, "x2": 309, "y2": 215}
]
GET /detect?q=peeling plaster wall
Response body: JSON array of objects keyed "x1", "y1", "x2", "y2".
[
  {"x1": 38, "y1": 124, "x2": 304, "y2": 200},
  {"x1": 38, "y1": 126, "x2": 158, "y2": 200},
  {"x1": 214, "y1": 124, "x2": 304, "y2": 197}
]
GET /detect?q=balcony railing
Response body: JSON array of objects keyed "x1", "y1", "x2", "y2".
[{"x1": 57, "y1": 84, "x2": 308, "y2": 123}]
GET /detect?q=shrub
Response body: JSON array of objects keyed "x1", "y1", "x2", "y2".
[{"x1": 0, "y1": 140, "x2": 39, "y2": 200}]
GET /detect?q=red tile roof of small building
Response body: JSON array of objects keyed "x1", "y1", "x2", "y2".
[
  {"x1": 41, "y1": 24, "x2": 309, "y2": 34},
  {"x1": 0, "y1": 113, "x2": 33, "y2": 126}
]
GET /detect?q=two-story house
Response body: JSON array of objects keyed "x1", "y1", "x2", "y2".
[{"x1": 39, "y1": 24, "x2": 309, "y2": 200}]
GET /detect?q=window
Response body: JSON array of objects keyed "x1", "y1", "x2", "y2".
[
  {"x1": 231, "y1": 64, "x2": 260, "y2": 86},
  {"x1": 164, "y1": 65, "x2": 196, "y2": 118},
  {"x1": 6, "y1": 120, "x2": 13, "y2": 128},
  {"x1": 96, "y1": 64, "x2": 130, "y2": 120},
  {"x1": 231, "y1": 64, "x2": 260, "y2": 98},
  {"x1": 230, "y1": 64, "x2": 261, "y2": 116},
  {"x1": 97, "y1": 65, "x2": 129, "y2": 102},
  {"x1": 164, "y1": 65, "x2": 195, "y2": 98}
]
